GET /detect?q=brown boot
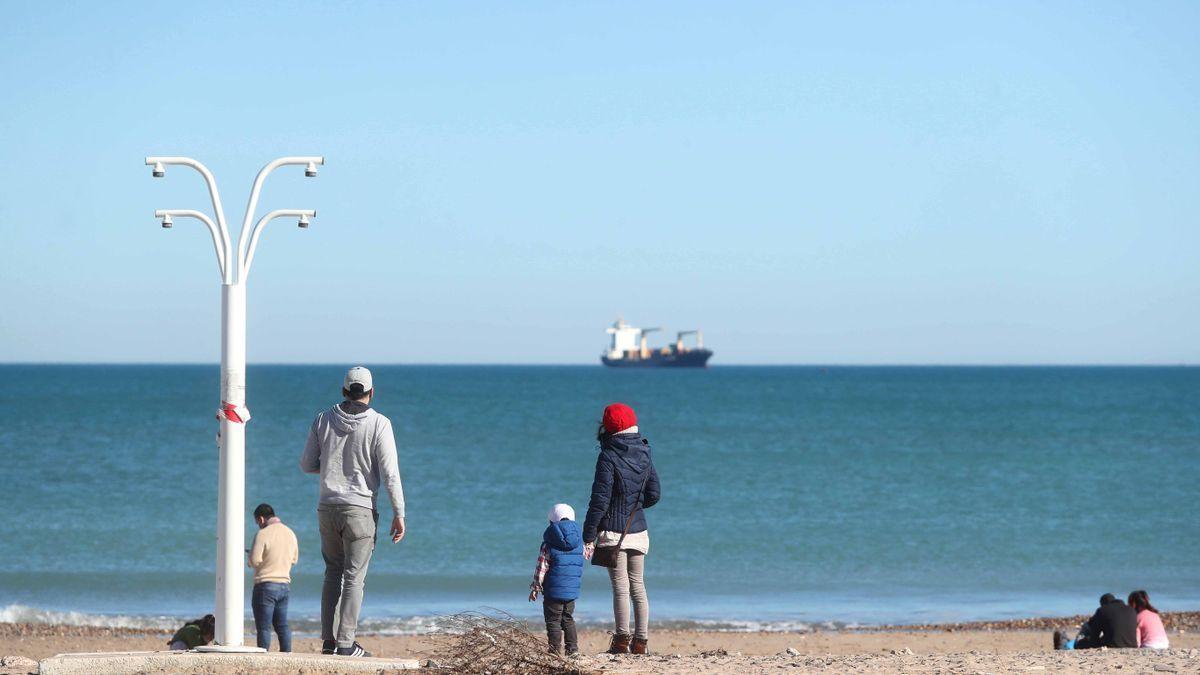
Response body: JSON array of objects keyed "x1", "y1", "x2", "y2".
[
  {"x1": 607, "y1": 634, "x2": 631, "y2": 654},
  {"x1": 630, "y1": 638, "x2": 648, "y2": 655}
]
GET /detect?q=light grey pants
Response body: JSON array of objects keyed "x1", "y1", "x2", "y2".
[
  {"x1": 318, "y1": 504, "x2": 377, "y2": 648},
  {"x1": 607, "y1": 550, "x2": 648, "y2": 640}
]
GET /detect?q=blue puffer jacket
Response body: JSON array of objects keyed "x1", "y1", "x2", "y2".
[
  {"x1": 542, "y1": 519, "x2": 584, "y2": 601},
  {"x1": 582, "y1": 432, "x2": 661, "y2": 543}
]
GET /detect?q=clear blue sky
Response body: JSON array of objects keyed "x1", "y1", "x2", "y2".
[{"x1": 1, "y1": 2, "x2": 1196, "y2": 364}]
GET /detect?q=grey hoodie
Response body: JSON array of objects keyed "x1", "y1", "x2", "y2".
[{"x1": 300, "y1": 403, "x2": 405, "y2": 517}]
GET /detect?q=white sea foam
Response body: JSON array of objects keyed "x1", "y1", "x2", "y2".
[
  {"x1": 354, "y1": 615, "x2": 444, "y2": 635},
  {"x1": 0, "y1": 604, "x2": 180, "y2": 630},
  {"x1": 0, "y1": 604, "x2": 446, "y2": 635},
  {"x1": 653, "y1": 618, "x2": 855, "y2": 632},
  {"x1": 0, "y1": 603, "x2": 846, "y2": 635}
]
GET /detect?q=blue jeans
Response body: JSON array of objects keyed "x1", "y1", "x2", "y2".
[{"x1": 252, "y1": 582, "x2": 291, "y2": 652}]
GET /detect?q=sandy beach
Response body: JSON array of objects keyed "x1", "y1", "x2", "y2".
[{"x1": 4, "y1": 613, "x2": 1199, "y2": 673}]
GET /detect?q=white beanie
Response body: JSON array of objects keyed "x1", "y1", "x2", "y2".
[{"x1": 548, "y1": 503, "x2": 575, "y2": 523}]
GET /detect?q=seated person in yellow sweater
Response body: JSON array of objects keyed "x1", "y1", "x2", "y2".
[{"x1": 247, "y1": 503, "x2": 299, "y2": 652}]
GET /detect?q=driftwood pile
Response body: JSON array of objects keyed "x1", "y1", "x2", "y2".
[{"x1": 432, "y1": 610, "x2": 586, "y2": 675}]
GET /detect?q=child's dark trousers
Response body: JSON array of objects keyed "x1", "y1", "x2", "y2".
[{"x1": 543, "y1": 598, "x2": 578, "y2": 655}]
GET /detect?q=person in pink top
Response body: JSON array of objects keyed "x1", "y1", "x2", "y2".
[{"x1": 1128, "y1": 590, "x2": 1170, "y2": 649}]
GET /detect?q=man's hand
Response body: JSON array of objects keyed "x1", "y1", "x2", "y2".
[
  {"x1": 390, "y1": 516, "x2": 406, "y2": 543},
  {"x1": 528, "y1": 589, "x2": 538, "y2": 602},
  {"x1": 583, "y1": 542, "x2": 595, "y2": 559}
]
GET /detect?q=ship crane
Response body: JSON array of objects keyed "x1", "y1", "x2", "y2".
[
  {"x1": 675, "y1": 329, "x2": 703, "y2": 351},
  {"x1": 639, "y1": 327, "x2": 661, "y2": 359}
]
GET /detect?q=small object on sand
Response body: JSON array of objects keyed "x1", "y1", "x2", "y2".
[
  {"x1": 700, "y1": 648, "x2": 729, "y2": 657},
  {"x1": 1, "y1": 655, "x2": 39, "y2": 671},
  {"x1": 785, "y1": 647, "x2": 800, "y2": 656},
  {"x1": 890, "y1": 647, "x2": 914, "y2": 655}
]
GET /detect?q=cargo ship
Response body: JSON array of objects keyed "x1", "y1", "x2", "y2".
[{"x1": 600, "y1": 318, "x2": 713, "y2": 368}]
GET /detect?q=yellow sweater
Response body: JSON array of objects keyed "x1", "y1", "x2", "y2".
[{"x1": 248, "y1": 520, "x2": 299, "y2": 584}]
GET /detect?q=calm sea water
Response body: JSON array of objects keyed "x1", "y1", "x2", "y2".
[{"x1": 1, "y1": 365, "x2": 1197, "y2": 632}]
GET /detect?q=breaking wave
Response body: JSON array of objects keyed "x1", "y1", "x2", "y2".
[
  {"x1": 0, "y1": 604, "x2": 181, "y2": 631},
  {"x1": 0, "y1": 603, "x2": 845, "y2": 634}
]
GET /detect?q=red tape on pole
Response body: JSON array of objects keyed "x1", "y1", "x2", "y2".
[{"x1": 216, "y1": 402, "x2": 251, "y2": 423}]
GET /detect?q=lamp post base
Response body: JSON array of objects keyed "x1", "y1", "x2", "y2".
[{"x1": 195, "y1": 645, "x2": 267, "y2": 654}]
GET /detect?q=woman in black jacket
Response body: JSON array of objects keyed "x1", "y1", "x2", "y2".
[{"x1": 582, "y1": 403, "x2": 661, "y2": 655}]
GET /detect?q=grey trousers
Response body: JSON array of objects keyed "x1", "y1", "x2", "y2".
[
  {"x1": 607, "y1": 550, "x2": 648, "y2": 640},
  {"x1": 318, "y1": 504, "x2": 377, "y2": 648}
]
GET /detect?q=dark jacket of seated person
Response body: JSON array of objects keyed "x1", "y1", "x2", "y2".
[{"x1": 1076, "y1": 596, "x2": 1138, "y2": 649}]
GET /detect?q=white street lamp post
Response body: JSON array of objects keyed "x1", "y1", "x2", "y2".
[{"x1": 147, "y1": 155, "x2": 323, "y2": 650}]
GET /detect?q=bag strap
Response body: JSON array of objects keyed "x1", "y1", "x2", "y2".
[{"x1": 613, "y1": 475, "x2": 650, "y2": 550}]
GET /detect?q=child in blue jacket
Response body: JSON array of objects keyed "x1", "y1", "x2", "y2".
[{"x1": 528, "y1": 503, "x2": 584, "y2": 655}]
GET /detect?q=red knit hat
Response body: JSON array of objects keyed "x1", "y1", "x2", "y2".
[{"x1": 602, "y1": 403, "x2": 637, "y2": 434}]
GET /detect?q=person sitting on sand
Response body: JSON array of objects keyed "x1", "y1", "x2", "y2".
[
  {"x1": 1128, "y1": 590, "x2": 1169, "y2": 649},
  {"x1": 529, "y1": 503, "x2": 584, "y2": 657},
  {"x1": 1054, "y1": 593, "x2": 1138, "y2": 650},
  {"x1": 248, "y1": 502, "x2": 299, "y2": 652},
  {"x1": 167, "y1": 614, "x2": 214, "y2": 650}
]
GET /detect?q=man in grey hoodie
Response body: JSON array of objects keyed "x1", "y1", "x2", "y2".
[{"x1": 300, "y1": 366, "x2": 405, "y2": 657}]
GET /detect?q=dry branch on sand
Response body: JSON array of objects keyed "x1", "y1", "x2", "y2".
[{"x1": 431, "y1": 610, "x2": 588, "y2": 675}]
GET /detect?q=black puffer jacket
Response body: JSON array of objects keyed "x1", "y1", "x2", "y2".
[
  {"x1": 582, "y1": 432, "x2": 660, "y2": 543},
  {"x1": 1082, "y1": 600, "x2": 1139, "y2": 648}
]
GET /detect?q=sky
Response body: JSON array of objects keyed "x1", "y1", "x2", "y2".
[{"x1": 0, "y1": 2, "x2": 1197, "y2": 365}]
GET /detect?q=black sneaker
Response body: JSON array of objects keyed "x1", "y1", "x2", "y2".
[
  {"x1": 1053, "y1": 630, "x2": 1066, "y2": 650},
  {"x1": 336, "y1": 642, "x2": 371, "y2": 657},
  {"x1": 321, "y1": 640, "x2": 336, "y2": 655}
]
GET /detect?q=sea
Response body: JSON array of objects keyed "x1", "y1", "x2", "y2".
[{"x1": 2, "y1": 365, "x2": 1197, "y2": 634}]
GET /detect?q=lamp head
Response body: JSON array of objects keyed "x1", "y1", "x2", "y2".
[
  {"x1": 152, "y1": 162, "x2": 165, "y2": 178},
  {"x1": 160, "y1": 213, "x2": 174, "y2": 228},
  {"x1": 304, "y1": 161, "x2": 318, "y2": 178},
  {"x1": 298, "y1": 213, "x2": 310, "y2": 228}
]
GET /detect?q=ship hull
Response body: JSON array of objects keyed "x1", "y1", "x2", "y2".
[{"x1": 601, "y1": 349, "x2": 713, "y2": 368}]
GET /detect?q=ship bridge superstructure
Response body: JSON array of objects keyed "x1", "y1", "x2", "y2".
[{"x1": 605, "y1": 318, "x2": 642, "y2": 360}]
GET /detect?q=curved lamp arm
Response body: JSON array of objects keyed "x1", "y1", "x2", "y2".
[
  {"x1": 155, "y1": 209, "x2": 232, "y2": 283},
  {"x1": 145, "y1": 157, "x2": 231, "y2": 235},
  {"x1": 146, "y1": 156, "x2": 233, "y2": 283},
  {"x1": 242, "y1": 209, "x2": 317, "y2": 282},
  {"x1": 237, "y1": 156, "x2": 323, "y2": 282}
]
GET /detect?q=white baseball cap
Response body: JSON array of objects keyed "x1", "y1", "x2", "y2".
[
  {"x1": 344, "y1": 366, "x2": 373, "y2": 395},
  {"x1": 548, "y1": 503, "x2": 575, "y2": 523}
]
